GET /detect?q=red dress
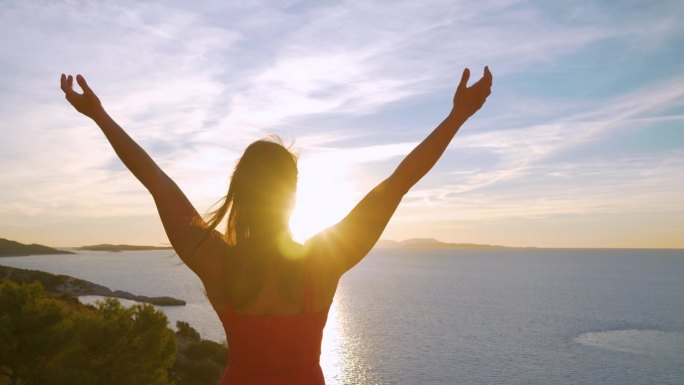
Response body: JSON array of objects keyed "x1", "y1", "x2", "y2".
[{"x1": 217, "y1": 274, "x2": 329, "y2": 384}]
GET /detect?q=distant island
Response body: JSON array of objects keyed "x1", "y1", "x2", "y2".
[
  {"x1": 78, "y1": 244, "x2": 174, "y2": 252},
  {"x1": 0, "y1": 238, "x2": 75, "y2": 257},
  {"x1": 81, "y1": 240, "x2": 507, "y2": 251},
  {"x1": 375, "y1": 238, "x2": 514, "y2": 249},
  {"x1": 2, "y1": 237, "x2": 515, "y2": 255},
  {"x1": 0, "y1": 264, "x2": 185, "y2": 306}
]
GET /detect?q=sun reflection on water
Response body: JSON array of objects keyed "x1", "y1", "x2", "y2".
[
  {"x1": 320, "y1": 289, "x2": 378, "y2": 385},
  {"x1": 320, "y1": 295, "x2": 344, "y2": 384}
]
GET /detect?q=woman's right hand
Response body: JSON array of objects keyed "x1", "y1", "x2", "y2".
[
  {"x1": 60, "y1": 74, "x2": 104, "y2": 119},
  {"x1": 451, "y1": 66, "x2": 493, "y2": 120}
]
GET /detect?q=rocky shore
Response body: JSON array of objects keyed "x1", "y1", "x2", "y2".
[{"x1": 0, "y1": 264, "x2": 186, "y2": 306}]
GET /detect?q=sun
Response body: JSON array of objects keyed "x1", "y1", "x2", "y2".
[{"x1": 289, "y1": 154, "x2": 359, "y2": 243}]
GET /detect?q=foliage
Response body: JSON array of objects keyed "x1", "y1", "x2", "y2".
[
  {"x1": 0, "y1": 281, "x2": 71, "y2": 385},
  {"x1": 176, "y1": 320, "x2": 201, "y2": 342},
  {"x1": 170, "y1": 321, "x2": 228, "y2": 385},
  {"x1": 0, "y1": 281, "x2": 176, "y2": 385}
]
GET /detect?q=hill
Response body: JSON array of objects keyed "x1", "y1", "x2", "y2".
[
  {"x1": 375, "y1": 238, "x2": 512, "y2": 249},
  {"x1": 78, "y1": 244, "x2": 174, "y2": 252},
  {"x1": 0, "y1": 238, "x2": 75, "y2": 257}
]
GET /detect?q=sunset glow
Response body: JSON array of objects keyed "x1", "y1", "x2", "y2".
[
  {"x1": 289, "y1": 152, "x2": 361, "y2": 243},
  {"x1": 0, "y1": 1, "x2": 682, "y2": 248}
]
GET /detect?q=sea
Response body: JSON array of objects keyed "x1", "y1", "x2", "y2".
[{"x1": 1, "y1": 248, "x2": 683, "y2": 385}]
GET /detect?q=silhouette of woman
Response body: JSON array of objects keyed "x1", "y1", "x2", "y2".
[{"x1": 60, "y1": 66, "x2": 492, "y2": 384}]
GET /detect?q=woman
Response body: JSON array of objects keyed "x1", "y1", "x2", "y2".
[{"x1": 60, "y1": 66, "x2": 492, "y2": 384}]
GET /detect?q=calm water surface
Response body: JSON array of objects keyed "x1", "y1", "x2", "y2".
[{"x1": 2, "y1": 248, "x2": 683, "y2": 384}]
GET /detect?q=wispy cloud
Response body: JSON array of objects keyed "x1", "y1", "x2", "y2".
[
  {"x1": 431, "y1": 75, "x2": 684, "y2": 193},
  {"x1": 396, "y1": 150, "x2": 684, "y2": 228}
]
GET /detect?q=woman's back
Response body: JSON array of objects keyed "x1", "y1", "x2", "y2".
[{"x1": 215, "y1": 244, "x2": 331, "y2": 384}]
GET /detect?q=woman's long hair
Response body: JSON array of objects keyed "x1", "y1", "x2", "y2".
[{"x1": 202, "y1": 138, "x2": 303, "y2": 308}]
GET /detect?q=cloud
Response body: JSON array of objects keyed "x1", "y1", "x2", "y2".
[
  {"x1": 399, "y1": 149, "x2": 684, "y2": 225},
  {"x1": 387, "y1": 71, "x2": 684, "y2": 228},
  {"x1": 439, "y1": 75, "x2": 684, "y2": 192}
]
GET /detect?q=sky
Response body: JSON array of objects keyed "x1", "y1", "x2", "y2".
[{"x1": 1, "y1": 0, "x2": 683, "y2": 248}]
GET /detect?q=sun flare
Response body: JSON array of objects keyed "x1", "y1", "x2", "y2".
[{"x1": 289, "y1": 154, "x2": 359, "y2": 243}]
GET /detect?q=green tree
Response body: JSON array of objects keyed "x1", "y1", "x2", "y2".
[
  {"x1": 0, "y1": 281, "x2": 177, "y2": 385},
  {"x1": 170, "y1": 321, "x2": 228, "y2": 385},
  {"x1": 176, "y1": 320, "x2": 201, "y2": 342},
  {"x1": 45, "y1": 298, "x2": 177, "y2": 385},
  {"x1": 0, "y1": 281, "x2": 71, "y2": 385}
]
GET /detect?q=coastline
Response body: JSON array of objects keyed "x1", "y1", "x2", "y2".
[{"x1": 0, "y1": 264, "x2": 186, "y2": 306}]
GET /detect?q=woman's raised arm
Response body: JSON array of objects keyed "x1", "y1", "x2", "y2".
[
  {"x1": 307, "y1": 67, "x2": 493, "y2": 274},
  {"x1": 60, "y1": 74, "x2": 228, "y2": 284}
]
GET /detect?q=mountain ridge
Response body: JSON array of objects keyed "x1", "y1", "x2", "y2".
[
  {"x1": 77, "y1": 244, "x2": 174, "y2": 252},
  {"x1": 0, "y1": 238, "x2": 75, "y2": 257},
  {"x1": 375, "y1": 238, "x2": 516, "y2": 249}
]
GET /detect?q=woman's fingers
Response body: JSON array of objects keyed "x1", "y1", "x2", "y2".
[
  {"x1": 60, "y1": 73, "x2": 78, "y2": 103},
  {"x1": 60, "y1": 74, "x2": 67, "y2": 92},
  {"x1": 76, "y1": 74, "x2": 92, "y2": 94},
  {"x1": 458, "y1": 68, "x2": 470, "y2": 92},
  {"x1": 60, "y1": 73, "x2": 86, "y2": 109},
  {"x1": 472, "y1": 66, "x2": 492, "y2": 93},
  {"x1": 61, "y1": 73, "x2": 94, "y2": 95},
  {"x1": 60, "y1": 73, "x2": 75, "y2": 94}
]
